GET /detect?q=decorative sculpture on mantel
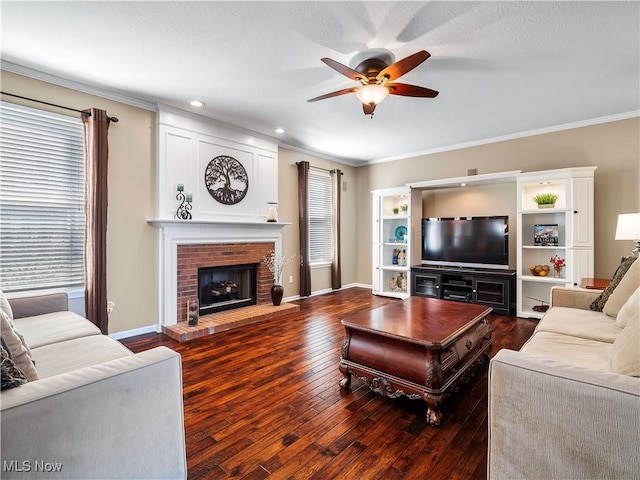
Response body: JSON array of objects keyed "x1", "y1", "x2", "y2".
[{"x1": 175, "y1": 183, "x2": 192, "y2": 220}]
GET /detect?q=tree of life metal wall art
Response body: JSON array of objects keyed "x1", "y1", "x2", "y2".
[{"x1": 204, "y1": 155, "x2": 249, "y2": 205}]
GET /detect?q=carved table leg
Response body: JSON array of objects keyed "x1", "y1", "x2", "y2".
[
  {"x1": 422, "y1": 394, "x2": 443, "y2": 426},
  {"x1": 426, "y1": 403, "x2": 443, "y2": 426},
  {"x1": 338, "y1": 362, "x2": 351, "y2": 389}
]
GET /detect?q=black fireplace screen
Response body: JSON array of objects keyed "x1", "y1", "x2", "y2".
[{"x1": 198, "y1": 263, "x2": 257, "y2": 315}]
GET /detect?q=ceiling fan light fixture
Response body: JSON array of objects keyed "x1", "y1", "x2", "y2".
[
  {"x1": 355, "y1": 84, "x2": 389, "y2": 106},
  {"x1": 309, "y1": 50, "x2": 436, "y2": 116}
]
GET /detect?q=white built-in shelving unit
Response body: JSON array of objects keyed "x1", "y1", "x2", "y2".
[
  {"x1": 372, "y1": 186, "x2": 421, "y2": 299},
  {"x1": 516, "y1": 167, "x2": 596, "y2": 318}
]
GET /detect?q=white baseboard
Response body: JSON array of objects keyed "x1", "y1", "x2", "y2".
[{"x1": 109, "y1": 325, "x2": 159, "y2": 340}]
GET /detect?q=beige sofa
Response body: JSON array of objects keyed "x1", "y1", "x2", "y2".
[
  {"x1": 1, "y1": 292, "x2": 187, "y2": 479},
  {"x1": 488, "y1": 261, "x2": 640, "y2": 479}
]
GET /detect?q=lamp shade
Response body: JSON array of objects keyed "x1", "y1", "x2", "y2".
[
  {"x1": 615, "y1": 213, "x2": 640, "y2": 240},
  {"x1": 355, "y1": 84, "x2": 389, "y2": 105}
]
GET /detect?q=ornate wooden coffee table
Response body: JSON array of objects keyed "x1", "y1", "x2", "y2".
[{"x1": 339, "y1": 297, "x2": 492, "y2": 426}]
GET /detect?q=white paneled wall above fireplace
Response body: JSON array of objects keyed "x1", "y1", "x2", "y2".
[
  {"x1": 151, "y1": 106, "x2": 285, "y2": 331},
  {"x1": 157, "y1": 105, "x2": 279, "y2": 221}
]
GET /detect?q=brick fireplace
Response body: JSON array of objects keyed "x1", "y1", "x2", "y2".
[
  {"x1": 148, "y1": 219, "x2": 289, "y2": 332},
  {"x1": 176, "y1": 242, "x2": 274, "y2": 324}
]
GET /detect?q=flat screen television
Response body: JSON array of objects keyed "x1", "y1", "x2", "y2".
[{"x1": 422, "y1": 216, "x2": 509, "y2": 270}]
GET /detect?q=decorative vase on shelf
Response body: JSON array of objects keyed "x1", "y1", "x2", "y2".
[
  {"x1": 537, "y1": 203, "x2": 555, "y2": 209},
  {"x1": 553, "y1": 265, "x2": 563, "y2": 278},
  {"x1": 270, "y1": 284, "x2": 284, "y2": 306}
]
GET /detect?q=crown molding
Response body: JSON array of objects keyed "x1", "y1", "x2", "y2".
[
  {"x1": 1, "y1": 61, "x2": 157, "y2": 112},
  {"x1": 158, "y1": 103, "x2": 280, "y2": 150},
  {"x1": 278, "y1": 142, "x2": 363, "y2": 167},
  {"x1": 368, "y1": 111, "x2": 640, "y2": 166}
]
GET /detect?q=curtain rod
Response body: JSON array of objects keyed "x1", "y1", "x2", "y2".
[
  {"x1": 0, "y1": 91, "x2": 119, "y2": 123},
  {"x1": 295, "y1": 162, "x2": 343, "y2": 175}
]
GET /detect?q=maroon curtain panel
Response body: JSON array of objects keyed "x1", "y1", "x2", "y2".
[
  {"x1": 82, "y1": 108, "x2": 110, "y2": 334},
  {"x1": 331, "y1": 169, "x2": 342, "y2": 290},
  {"x1": 297, "y1": 161, "x2": 311, "y2": 297}
]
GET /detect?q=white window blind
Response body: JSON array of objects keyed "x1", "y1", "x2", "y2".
[
  {"x1": 308, "y1": 170, "x2": 333, "y2": 264},
  {"x1": 0, "y1": 102, "x2": 85, "y2": 292}
]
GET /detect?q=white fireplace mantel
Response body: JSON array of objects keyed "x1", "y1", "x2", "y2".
[
  {"x1": 148, "y1": 219, "x2": 291, "y2": 229},
  {"x1": 148, "y1": 219, "x2": 290, "y2": 329}
]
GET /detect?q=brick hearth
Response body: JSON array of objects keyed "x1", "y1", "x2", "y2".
[{"x1": 162, "y1": 302, "x2": 300, "y2": 342}]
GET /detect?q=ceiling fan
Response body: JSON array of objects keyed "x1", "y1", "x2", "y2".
[{"x1": 307, "y1": 50, "x2": 439, "y2": 117}]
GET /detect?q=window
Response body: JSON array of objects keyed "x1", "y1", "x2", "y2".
[
  {"x1": 0, "y1": 102, "x2": 85, "y2": 292},
  {"x1": 308, "y1": 170, "x2": 333, "y2": 264}
]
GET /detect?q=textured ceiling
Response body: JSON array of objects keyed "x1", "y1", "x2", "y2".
[{"x1": 1, "y1": 1, "x2": 638, "y2": 165}]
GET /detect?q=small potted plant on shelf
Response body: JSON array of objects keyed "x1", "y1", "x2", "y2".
[
  {"x1": 533, "y1": 192, "x2": 559, "y2": 209},
  {"x1": 400, "y1": 204, "x2": 408, "y2": 214},
  {"x1": 393, "y1": 207, "x2": 399, "y2": 215}
]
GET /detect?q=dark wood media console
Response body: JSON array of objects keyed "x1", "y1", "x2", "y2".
[{"x1": 411, "y1": 265, "x2": 516, "y2": 315}]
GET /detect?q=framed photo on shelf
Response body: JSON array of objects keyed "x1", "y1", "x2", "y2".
[{"x1": 534, "y1": 224, "x2": 559, "y2": 246}]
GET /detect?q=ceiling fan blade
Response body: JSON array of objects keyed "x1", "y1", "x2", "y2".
[
  {"x1": 321, "y1": 58, "x2": 366, "y2": 82},
  {"x1": 362, "y1": 103, "x2": 376, "y2": 116},
  {"x1": 387, "y1": 83, "x2": 439, "y2": 98},
  {"x1": 307, "y1": 87, "x2": 358, "y2": 103},
  {"x1": 376, "y1": 50, "x2": 431, "y2": 82}
]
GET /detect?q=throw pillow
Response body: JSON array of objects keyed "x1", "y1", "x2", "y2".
[
  {"x1": 614, "y1": 287, "x2": 640, "y2": 330},
  {"x1": 604, "y1": 259, "x2": 640, "y2": 321},
  {"x1": 0, "y1": 309, "x2": 38, "y2": 381},
  {"x1": 610, "y1": 291, "x2": 640, "y2": 376},
  {"x1": 591, "y1": 256, "x2": 637, "y2": 312},
  {"x1": 0, "y1": 288, "x2": 13, "y2": 320},
  {"x1": 1, "y1": 343, "x2": 27, "y2": 390},
  {"x1": 0, "y1": 290, "x2": 33, "y2": 358}
]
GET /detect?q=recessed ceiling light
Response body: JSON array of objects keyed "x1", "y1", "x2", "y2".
[
  {"x1": 461, "y1": 183, "x2": 467, "y2": 187},
  {"x1": 275, "y1": 128, "x2": 285, "y2": 134},
  {"x1": 190, "y1": 100, "x2": 205, "y2": 107}
]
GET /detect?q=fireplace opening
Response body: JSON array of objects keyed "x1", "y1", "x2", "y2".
[{"x1": 198, "y1": 263, "x2": 258, "y2": 316}]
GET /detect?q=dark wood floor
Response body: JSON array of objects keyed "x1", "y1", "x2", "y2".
[{"x1": 122, "y1": 288, "x2": 536, "y2": 480}]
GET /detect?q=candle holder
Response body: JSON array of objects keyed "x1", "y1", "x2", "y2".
[
  {"x1": 187, "y1": 298, "x2": 198, "y2": 326},
  {"x1": 175, "y1": 188, "x2": 192, "y2": 220},
  {"x1": 266, "y1": 202, "x2": 278, "y2": 222}
]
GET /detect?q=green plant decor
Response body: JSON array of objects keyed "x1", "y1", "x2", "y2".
[{"x1": 533, "y1": 193, "x2": 559, "y2": 205}]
